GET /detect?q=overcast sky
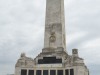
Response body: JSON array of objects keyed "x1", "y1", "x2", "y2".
[{"x1": 0, "y1": 0, "x2": 100, "y2": 75}]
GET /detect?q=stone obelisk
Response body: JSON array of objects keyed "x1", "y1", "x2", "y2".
[
  {"x1": 44, "y1": 0, "x2": 66, "y2": 52},
  {"x1": 15, "y1": 0, "x2": 89, "y2": 75}
]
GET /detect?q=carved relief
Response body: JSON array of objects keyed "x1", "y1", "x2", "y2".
[{"x1": 49, "y1": 32, "x2": 56, "y2": 42}]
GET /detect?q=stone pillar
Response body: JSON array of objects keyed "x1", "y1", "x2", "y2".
[
  {"x1": 34, "y1": 69, "x2": 36, "y2": 75},
  {"x1": 63, "y1": 69, "x2": 65, "y2": 75},
  {"x1": 27, "y1": 69, "x2": 28, "y2": 75},
  {"x1": 44, "y1": 0, "x2": 67, "y2": 53}
]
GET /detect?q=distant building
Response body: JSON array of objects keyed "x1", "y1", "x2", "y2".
[{"x1": 15, "y1": 0, "x2": 89, "y2": 75}]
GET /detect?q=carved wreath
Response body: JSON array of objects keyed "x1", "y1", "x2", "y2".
[{"x1": 49, "y1": 32, "x2": 56, "y2": 42}]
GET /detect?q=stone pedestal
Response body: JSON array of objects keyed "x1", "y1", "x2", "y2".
[{"x1": 15, "y1": 49, "x2": 89, "y2": 75}]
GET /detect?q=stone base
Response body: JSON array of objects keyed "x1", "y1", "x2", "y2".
[
  {"x1": 15, "y1": 66, "x2": 89, "y2": 75},
  {"x1": 15, "y1": 49, "x2": 89, "y2": 75}
]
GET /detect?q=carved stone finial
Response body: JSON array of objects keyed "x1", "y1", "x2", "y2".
[
  {"x1": 21, "y1": 52, "x2": 26, "y2": 57},
  {"x1": 72, "y1": 49, "x2": 78, "y2": 57}
]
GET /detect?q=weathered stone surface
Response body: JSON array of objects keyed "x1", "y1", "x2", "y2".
[
  {"x1": 15, "y1": 53, "x2": 35, "y2": 68},
  {"x1": 15, "y1": 0, "x2": 89, "y2": 75},
  {"x1": 44, "y1": 0, "x2": 66, "y2": 52}
]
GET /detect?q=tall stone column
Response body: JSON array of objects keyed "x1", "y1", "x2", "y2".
[{"x1": 44, "y1": 0, "x2": 67, "y2": 52}]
